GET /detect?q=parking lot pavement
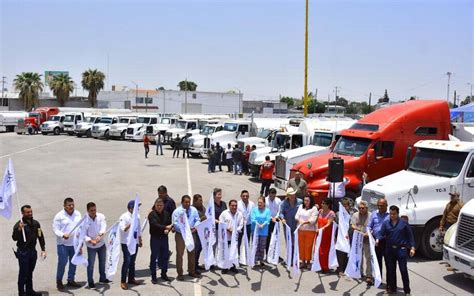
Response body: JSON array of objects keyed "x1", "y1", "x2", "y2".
[{"x1": 0, "y1": 132, "x2": 473, "y2": 295}]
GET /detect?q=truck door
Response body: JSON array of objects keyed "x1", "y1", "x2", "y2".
[
  {"x1": 366, "y1": 141, "x2": 396, "y2": 181},
  {"x1": 237, "y1": 124, "x2": 249, "y2": 139},
  {"x1": 462, "y1": 156, "x2": 474, "y2": 203}
]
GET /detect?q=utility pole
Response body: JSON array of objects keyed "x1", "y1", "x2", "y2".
[
  {"x1": 334, "y1": 86, "x2": 340, "y2": 101},
  {"x1": 468, "y1": 82, "x2": 473, "y2": 100},
  {"x1": 368, "y1": 92, "x2": 372, "y2": 112},
  {"x1": 184, "y1": 78, "x2": 188, "y2": 114},
  {"x1": 446, "y1": 72, "x2": 453, "y2": 102},
  {"x1": 1, "y1": 76, "x2": 6, "y2": 108},
  {"x1": 131, "y1": 81, "x2": 138, "y2": 112},
  {"x1": 163, "y1": 90, "x2": 166, "y2": 114},
  {"x1": 453, "y1": 90, "x2": 457, "y2": 107},
  {"x1": 303, "y1": 0, "x2": 309, "y2": 117},
  {"x1": 146, "y1": 91, "x2": 149, "y2": 113},
  {"x1": 314, "y1": 88, "x2": 318, "y2": 101}
]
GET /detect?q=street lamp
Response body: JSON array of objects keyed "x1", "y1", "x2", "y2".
[
  {"x1": 468, "y1": 82, "x2": 473, "y2": 100},
  {"x1": 131, "y1": 81, "x2": 138, "y2": 112},
  {"x1": 234, "y1": 87, "x2": 242, "y2": 115}
]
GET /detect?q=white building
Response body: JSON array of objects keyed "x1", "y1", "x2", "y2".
[{"x1": 97, "y1": 89, "x2": 243, "y2": 114}]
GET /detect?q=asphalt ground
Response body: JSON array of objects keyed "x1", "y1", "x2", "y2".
[{"x1": 0, "y1": 132, "x2": 473, "y2": 296}]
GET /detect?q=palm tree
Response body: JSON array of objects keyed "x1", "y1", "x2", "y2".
[
  {"x1": 49, "y1": 73, "x2": 74, "y2": 107},
  {"x1": 13, "y1": 72, "x2": 44, "y2": 111},
  {"x1": 82, "y1": 69, "x2": 105, "y2": 107}
]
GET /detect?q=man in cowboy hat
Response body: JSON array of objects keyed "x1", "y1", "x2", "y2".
[{"x1": 279, "y1": 187, "x2": 303, "y2": 265}]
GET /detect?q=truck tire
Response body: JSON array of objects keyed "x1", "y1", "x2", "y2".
[
  {"x1": 68, "y1": 132, "x2": 74, "y2": 136},
  {"x1": 104, "y1": 130, "x2": 110, "y2": 140},
  {"x1": 190, "y1": 152, "x2": 200, "y2": 158},
  {"x1": 54, "y1": 127, "x2": 60, "y2": 135},
  {"x1": 42, "y1": 132, "x2": 48, "y2": 135},
  {"x1": 17, "y1": 132, "x2": 22, "y2": 135},
  {"x1": 76, "y1": 133, "x2": 82, "y2": 138},
  {"x1": 86, "y1": 129, "x2": 92, "y2": 138},
  {"x1": 121, "y1": 130, "x2": 126, "y2": 140},
  {"x1": 420, "y1": 217, "x2": 443, "y2": 260}
]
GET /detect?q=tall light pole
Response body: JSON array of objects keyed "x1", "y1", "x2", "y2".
[
  {"x1": 234, "y1": 87, "x2": 242, "y2": 115},
  {"x1": 303, "y1": 0, "x2": 309, "y2": 117},
  {"x1": 1, "y1": 76, "x2": 6, "y2": 108},
  {"x1": 131, "y1": 81, "x2": 138, "y2": 112},
  {"x1": 446, "y1": 72, "x2": 453, "y2": 102},
  {"x1": 468, "y1": 82, "x2": 473, "y2": 100}
]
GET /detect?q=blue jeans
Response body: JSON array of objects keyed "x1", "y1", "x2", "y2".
[
  {"x1": 56, "y1": 245, "x2": 76, "y2": 282},
  {"x1": 194, "y1": 232, "x2": 202, "y2": 267},
  {"x1": 156, "y1": 143, "x2": 163, "y2": 155},
  {"x1": 386, "y1": 246, "x2": 410, "y2": 293},
  {"x1": 87, "y1": 245, "x2": 107, "y2": 284},
  {"x1": 121, "y1": 244, "x2": 138, "y2": 283},
  {"x1": 234, "y1": 161, "x2": 242, "y2": 174},
  {"x1": 149, "y1": 237, "x2": 169, "y2": 279},
  {"x1": 17, "y1": 249, "x2": 37, "y2": 294}
]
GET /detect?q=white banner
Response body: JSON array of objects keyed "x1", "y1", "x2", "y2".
[
  {"x1": 335, "y1": 202, "x2": 351, "y2": 254},
  {"x1": 311, "y1": 228, "x2": 323, "y2": 272},
  {"x1": 71, "y1": 216, "x2": 88, "y2": 266},
  {"x1": 329, "y1": 223, "x2": 339, "y2": 269},
  {"x1": 105, "y1": 222, "x2": 121, "y2": 280},
  {"x1": 176, "y1": 210, "x2": 195, "y2": 252},
  {"x1": 0, "y1": 159, "x2": 17, "y2": 219},
  {"x1": 239, "y1": 223, "x2": 250, "y2": 266},
  {"x1": 227, "y1": 215, "x2": 239, "y2": 268},
  {"x1": 205, "y1": 194, "x2": 216, "y2": 246},
  {"x1": 249, "y1": 224, "x2": 259, "y2": 268},
  {"x1": 126, "y1": 195, "x2": 140, "y2": 255},
  {"x1": 267, "y1": 223, "x2": 280, "y2": 265},
  {"x1": 345, "y1": 230, "x2": 364, "y2": 279},
  {"x1": 196, "y1": 217, "x2": 216, "y2": 270},
  {"x1": 291, "y1": 225, "x2": 301, "y2": 278},
  {"x1": 217, "y1": 222, "x2": 229, "y2": 268},
  {"x1": 285, "y1": 224, "x2": 293, "y2": 269},
  {"x1": 368, "y1": 231, "x2": 382, "y2": 288}
]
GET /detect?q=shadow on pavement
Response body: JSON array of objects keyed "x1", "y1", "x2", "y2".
[{"x1": 443, "y1": 273, "x2": 474, "y2": 294}]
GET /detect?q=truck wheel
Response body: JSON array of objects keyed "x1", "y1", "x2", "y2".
[
  {"x1": 420, "y1": 217, "x2": 443, "y2": 260},
  {"x1": 104, "y1": 130, "x2": 110, "y2": 140},
  {"x1": 42, "y1": 132, "x2": 48, "y2": 136},
  {"x1": 86, "y1": 129, "x2": 92, "y2": 138},
  {"x1": 76, "y1": 133, "x2": 82, "y2": 138},
  {"x1": 54, "y1": 127, "x2": 60, "y2": 135},
  {"x1": 17, "y1": 132, "x2": 22, "y2": 135},
  {"x1": 121, "y1": 131, "x2": 126, "y2": 140},
  {"x1": 68, "y1": 132, "x2": 74, "y2": 136},
  {"x1": 190, "y1": 153, "x2": 200, "y2": 158}
]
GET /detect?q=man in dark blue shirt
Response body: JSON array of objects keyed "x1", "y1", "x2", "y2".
[{"x1": 376, "y1": 205, "x2": 415, "y2": 295}]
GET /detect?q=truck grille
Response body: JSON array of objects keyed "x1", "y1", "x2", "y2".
[
  {"x1": 127, "y1": 128, "x2": 134, "y2": 135},
  {"x1": 204, "y1": 137, "x2": 210, "y2": 149},
  {"x1": 146, "y1": 126, "x2": 153, "y2": 134},
  {"x1": 456, "y1": 213, "x2": 474, "y2": 254},
  {"x1": 92, "y1": 126, "x2": 99, "y2": 132},
  {"x1": 361, "y1": 190, "x2": 385, "y2": 211},
  {"x1": 165, "y1": 132, "x2": 172, "y2": 142},
  {"x1": 275, "y1": 155, "x2": 286, "y2": 179}
]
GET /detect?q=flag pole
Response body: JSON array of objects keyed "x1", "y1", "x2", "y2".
[{"x1": 16, "y1": 192, "x2": 26, "y2": 242}]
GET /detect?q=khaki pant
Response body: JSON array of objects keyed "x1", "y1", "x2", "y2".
[
  {"x1": 175, "y1": 232, "x2": 196, "y2": 276},
  {"x1": 362, "y1": 240, "x2": 372, "y2": 277}
]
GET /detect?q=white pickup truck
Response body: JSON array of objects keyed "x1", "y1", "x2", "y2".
[
  {"x1": 109, "y1": 116, "x2": 137, "y2": 140},
  {"x1": 273, "y1": 119, "x2": 355, "y2": 190},
  {"x1": 358, "y1": 140, "x2": 474, "y2": 259},
  {"x1": 443, "y1": 199, "x2": 474, "y2": 278},
  {"x1": 91, "y1": 116, "x2": 121, "y2": 139},
  {"x1": 75, "y1": 116, "x2": 102, "y2": 137},
  {"x1": 40, "y1": 114, "x2": 66, "y2": 135}
]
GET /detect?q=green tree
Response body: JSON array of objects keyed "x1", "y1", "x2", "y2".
[
  {"x1": 81, "y1": 69, "x2": 105, "y2": 107},
  {"x1": 460, "y1": 96, "x2": 473, "y2": 106},
  {"x1": 178, "y1": 80, "x2": 197, "y2": 91},
  {"x1": 335, "y1": 97, "x2": 349, "y2": 107},
  {"x1": 13, "y1": 72, "x2": 44, "y2": 111},
  {"x1": 157, "y1": 86, "x2": 165, "y2": 90},
  {"x1": 49, "y1": 73, "x2": 74, "y2": 107},
  {"x1": 307, "y1": 100, "x2": 326, "y2": 113},
  {"x1": 280, "y1": 96, "x2": 296, "y2": 108},
  {"x1": 378, "y1": 89, "x2": 390, "y2": 103}
]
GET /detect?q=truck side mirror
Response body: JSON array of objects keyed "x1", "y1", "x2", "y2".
[
  {"x1": 405, "y1": 146, "x2": 413, "y2": 170},
  {"x1": 367, "y1": 148, "x2": 375, "y2": 163},
  {"x1": 330, "y1": 140, "x2": 336, "y2": 150}
]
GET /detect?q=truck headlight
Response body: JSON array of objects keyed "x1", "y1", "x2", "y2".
[{"x1": 443, "y1": 222, "x2": 458, "y2": 246}]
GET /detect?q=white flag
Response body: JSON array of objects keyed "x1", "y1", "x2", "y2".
[
  {"x1": 284, "y1": 224, "x2": 293, "y2": 269},
  {"x1": 205, "y1": 194, "x2": 216, "y2": 246},
  {"x1": 249, "y1": 224, "x2": 259, "y2": 268},
  {"x1": 291, "y1": 225, "x2": 301, "y2": 278},
  {"x1": 227, "y1": 215, "x2": 239, "y2": 268},
  {"x1": 239, "y1": 223, "x2": 250, "y2": 266},
  {"x1": 126, "y1": 195, "x2": 140, "y2": 255},
  {"x1": 267, "y1": 223, "x2": 280, "y2": 265},
  {"x1": 0, "y1": 159, "x2": 17, "y2": 219},
  {"x1": 105, "y1": 222, "x2": 121, "y2": 280},
  {"x1": 71, "y1": 216, "x2": 88, "y2": 266},
  {"x1": 311, "y1": 228, "x2": 323, "y2": 272},
  {"x1": 335, "y1": 202, "x2": 351, "y2": 254},
  {"x1": 176, "y1": 209, "x2": 195, "y2": 252},
  {"x1": 216, "y1": 222, "x2": 229, "y2": 268},
  {"x1": 345, "y1": 230, "x2": 364, "y2": 279},
  {"x1": 329, "y1": 223, "x2": 339, "y2": 269},
  {"x1": 368, "y1": 231, "x2": 382, "y2": 288},
  {"x1": 196, "y1": 217, "x2": 216, "y2": 270}
]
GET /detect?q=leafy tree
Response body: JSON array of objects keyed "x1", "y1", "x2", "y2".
[
  {"x1": 280, "y1": 96, "x2": 296, "y2": 108},
  {"x1": 81, "y1": 69, "x2": 105, "y2": 107},
  {"x1": 378, "y1": 89, "x2": 390, "y2": 103},
  {"x1": 157, "y1": 86, "x2": 165, "y2": 90},
  {"x1": 307, "y1": 100, "x2": 326, "y2": 113},
  {"x1": 13, "y1": 72, "x2": 44, "y2": 111},
  {"x1": 335, "y1": 97, "x2": 349, "y2": 107},
  {"x1": 178, "y1": 80, "x2": 197, "y2": 91},
  {"x1": 49, "y1": 73, "x2": 74, "y2": 107},
  {"x1": 460, "y1": 96, "x2": 473, "y2": 106}
]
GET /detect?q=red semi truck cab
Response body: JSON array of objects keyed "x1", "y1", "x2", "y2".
[
  {"x1": 16, "y1": 107, "x2": 60, "y2": 134},
  {"x1": 291, "y1": 100, "x2": 452, "y2": 203}
]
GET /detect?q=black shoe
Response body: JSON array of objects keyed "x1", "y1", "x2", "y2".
[
  {"x1": 27, "y1": 291, "x2": 42, "y2": 296},
  {"x1": 222, "y1": 269, "x2": 229, "y2": 274},
  {"x1": 67, "y1": 280, "x2": 82, "y2": 288},
  {"x1": 56, "y1": 281, "x2": 64, "y2": 290},
  {"x1": 88, "y1": 282, "x2": 96, "y2": 289},
  {"x1": 99, "y1": 279, "x2": 111, "y2": 284},
  {"x1": 151, "y1": 278, "x2": 158, "y2": 284},
  {"x1": 161, "y1": 274, "x2": 170, "y2": 282},
  {"x1": 196, "y1": 265, "x2": 205, "y2": 271},
  {"x1": 230, "y1": 266, "x2": 239, "y2": 273}
]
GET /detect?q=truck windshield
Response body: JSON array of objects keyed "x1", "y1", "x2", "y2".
[
  {"x1": 99, "y1": 117, "x2": 113, "y2": 124},
  {"x1": 257, "y1": 128, "x2": 273, "y2": 139},
  {"x1": 408, "y1": 148, "x2": 468, "y2": 177},
  {"x1": 224, "y1": 123, "x2": 238, "y2": 131},
  {"x1": 176, "y1": 121, "x2": 186, "y2": 129},
  {"x1": 137, "y1": 117, "x2": 151, "y2": 124},
  {"x1": 28, "y1": 112, "x2": 39, "y2": 117},
  {"x1": 93, "y1": 117, "x2": 101, "y2": 123},
  {"x1": 160, "y1": 118, "x2": 171, "y2": 124},
  {"x1": 313, "y1": 132, "x2": 334, "y2": 147},
  {"x1": 119, "y1": 118, "x2": 130, "y2": 123},
  {"x1": 84, "y1": 117, "x2": 95, "y2": 123},
  {"x1": 334, "y1": 136, "x2": 371, "y2": 156},
  {"x1": 64, "y1": 115, "x2": 75, "y2": 122},
  {"x1": 274, "y1": 134, "x2": 289, "y2": 149},
  {"x1": 202, "y1": 126, "x2": 216, "y2": 135},
  {"x1": 49, "y1": 116, "x2": 61, "y2": 121}
]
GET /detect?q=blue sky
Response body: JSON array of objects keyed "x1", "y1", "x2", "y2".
[{"x1": 1, "y1": 0, "x2": 472, "y2": 102}]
